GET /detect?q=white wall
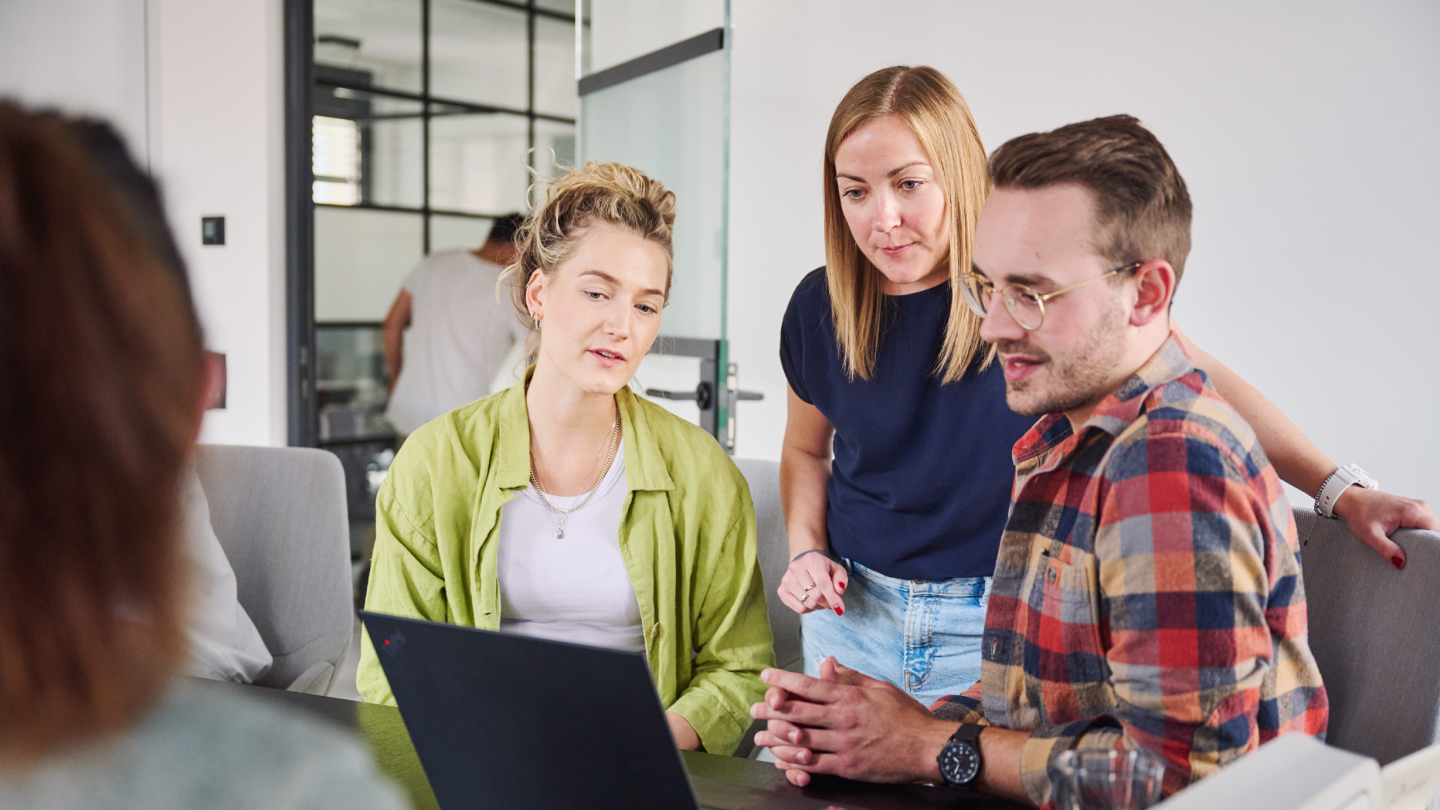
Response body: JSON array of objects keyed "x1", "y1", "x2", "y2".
[
  {"x1": 726, "y1": 0, "x2": 1440, "y2": 505},
  {"x1": 156, "y1": 0, "x2": 287, "y2": 447},
  {"x1": 0, "y1": 0, "x2": 152, "y2": 165},
  {"x1": 0, "y1": 0, "x2": 288, "y2": 447}
]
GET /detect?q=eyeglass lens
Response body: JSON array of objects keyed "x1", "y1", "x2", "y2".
[
  {"x1": 1003, "y1": 287, "x2": 1044, "y2": 330},
  {"x1": 961, "y1": 276, "x2": 1045, "y2": 330}
]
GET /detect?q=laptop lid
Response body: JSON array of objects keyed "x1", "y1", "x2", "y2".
[{"x1": 361, "y1": 611, "x2": 700, "y2": 810}]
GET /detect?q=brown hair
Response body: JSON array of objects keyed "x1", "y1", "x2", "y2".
[
  {"x1": 0, "y1": 102, "x2": 204, "y2": 760},
  {"x1": 502, "y1": 161, "x2": 676, "y2": 347},
  {"x1": 988, "y1": 114, "x2": 1193, "y2": 282},
  {"x1": 823, "y1": 66, "x2": 992, "y2": 382}
]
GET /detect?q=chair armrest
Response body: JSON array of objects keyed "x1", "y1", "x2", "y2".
[{"x1": 286, "y1": 661, "x2": 337, "y2": 696}]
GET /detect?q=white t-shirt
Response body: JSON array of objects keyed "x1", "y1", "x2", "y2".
[
  {"x1": 385, "y1": 250, "x2": 528, "y2": 435},
  {"x1": 497, "y1": 442, "x2": 645, "y2": 652},
  {"x1": 180, "y1": 465, "x2": 273, "y2": 684}
]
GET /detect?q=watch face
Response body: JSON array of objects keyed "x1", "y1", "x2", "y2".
[{"x1": 939, "y1": 739, "x2": 981, "y2": 785}]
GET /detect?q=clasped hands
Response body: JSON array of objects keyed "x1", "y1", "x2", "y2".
[{"x1": 748, "y1": 656, "x2": 954, "y2": 787}]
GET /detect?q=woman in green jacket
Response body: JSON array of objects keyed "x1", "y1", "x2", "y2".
[{"x1": 357, "y1": 162, "x2": 774, "y2": 755}]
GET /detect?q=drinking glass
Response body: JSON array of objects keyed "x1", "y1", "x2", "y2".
[{"x1": 1051, "y1": 747, "x2": 1166, "y2": 810}]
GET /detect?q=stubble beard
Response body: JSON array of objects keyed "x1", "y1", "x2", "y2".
[{"x1": 999, "y1": 301, "x2": 1128, "y2": 418}]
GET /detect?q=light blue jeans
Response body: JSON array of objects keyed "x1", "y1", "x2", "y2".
[{"x1": 800, "y1": 559, "x2": 991, "y2": 709}]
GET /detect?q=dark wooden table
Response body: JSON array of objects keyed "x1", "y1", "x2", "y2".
[{"x1": 194, "y1": 680, "x2": 1024, "y2": 810}]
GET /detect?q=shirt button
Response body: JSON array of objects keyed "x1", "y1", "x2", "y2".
[{"x1": 1047, "y1": 567, "x2": 1057, "y2": 584}]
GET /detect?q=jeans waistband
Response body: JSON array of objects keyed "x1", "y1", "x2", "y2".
[{"x1": 845, "y1": 558, "x2": 993, "y2": 597}]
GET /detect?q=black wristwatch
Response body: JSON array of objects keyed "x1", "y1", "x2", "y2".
[{"x1": 936, "y1": 724, "x2": 985, "y2": 790}]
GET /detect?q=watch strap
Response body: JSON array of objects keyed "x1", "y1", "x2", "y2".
[
  {"x1": 1314, "y1": 463, "x2": 1379, "y2": 519},
  {"x1": 950, "y1": 723, "x2": 984, "y2": 748}
]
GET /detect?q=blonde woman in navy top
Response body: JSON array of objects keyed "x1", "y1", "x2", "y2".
[{"x1": 777, "y1": 65, "x2": 1437, "y2": 707}]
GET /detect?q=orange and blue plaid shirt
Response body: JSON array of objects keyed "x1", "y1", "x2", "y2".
[{"x1": 932, "y1": 335, "x2": 1328, "y2": 806}]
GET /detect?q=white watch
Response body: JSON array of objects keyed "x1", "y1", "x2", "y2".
[{"x1": 1314, "y1": 463, "x2": 1379, "y2": 519}]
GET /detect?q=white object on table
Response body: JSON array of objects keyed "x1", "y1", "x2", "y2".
[{"x1": 1381, "y1": 741, "x2": 1440, "y2": 810}]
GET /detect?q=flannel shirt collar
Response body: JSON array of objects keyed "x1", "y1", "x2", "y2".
[
  {"x1": 1012, "y1": 332, "x2": 1194, "y2": 465},
  {"x1": 494, "y1": 366, "x2": 676, "y2": 493}
]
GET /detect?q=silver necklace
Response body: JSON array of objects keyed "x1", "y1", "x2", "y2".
[{"x1": 528, "y1": 409, "x2": 621, "y2": 539}]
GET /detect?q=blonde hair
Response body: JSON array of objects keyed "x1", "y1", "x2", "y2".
[
  {"x1": 823, "y1": 66, "x2": 992, "y2": 382},
  {"x1": 503, "y1": 161, "x2": 676, "y2": 347}
]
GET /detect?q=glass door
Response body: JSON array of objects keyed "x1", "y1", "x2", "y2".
[{"x1": 577, "y1": 0, "x2": 758, "y2": 451}]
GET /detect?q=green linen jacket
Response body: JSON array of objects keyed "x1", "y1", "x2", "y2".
[{"x1": 356, "y1": 375, "x2": 775, "y2": 755}]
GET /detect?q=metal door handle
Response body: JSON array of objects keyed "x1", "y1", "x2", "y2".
[{"x1": 644, "y1": 382, "x2": 714, "y2": 411}]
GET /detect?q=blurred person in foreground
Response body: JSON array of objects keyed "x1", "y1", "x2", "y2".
[
  {"x1": 751, "y1": 117, "x2": 1329, "y2": 806},
  {"x1": 383, "y1": 213, "x2": 528, "y2": 436},
  {"x1": 68, "y1": 117, "x2": 273, "y2": 687},
  {"x1": 0, "y1": 101, "x2": 404, "y2": 809}
]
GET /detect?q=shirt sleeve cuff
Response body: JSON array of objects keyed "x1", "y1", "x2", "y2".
[
  {"x1": 669, "y1": 688, "x2": 747, "y2": 756},
  {"x1": 1019, "y1": 718, "x2": 1125, "y2": 807},
  {"x1": 929, "y1": 692, "x2": 988, "y2": 724}
]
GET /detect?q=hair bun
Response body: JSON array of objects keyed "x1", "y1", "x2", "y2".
[{"x1": 501, "y1": 161, "x2": 676, "y2": 337}]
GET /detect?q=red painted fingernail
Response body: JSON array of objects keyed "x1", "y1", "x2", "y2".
[
  {"x1": 838, "y1": 582, "x2": 846, "y2": 593},
  {"x1": 1393, "y1": 555, "x2": 1406, "y2": 570},
  {"x1": 835, "y1": 607, "x2": 844, "y2": 616}
]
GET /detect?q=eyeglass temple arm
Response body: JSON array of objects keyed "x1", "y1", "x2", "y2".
[{"x1": 1037, "y1": 261, "x2": 1144, "y2": 302}]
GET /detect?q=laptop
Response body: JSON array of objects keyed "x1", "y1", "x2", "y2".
[{"x1": 360, "y1": 611, "x2": 860, "y2": 810}]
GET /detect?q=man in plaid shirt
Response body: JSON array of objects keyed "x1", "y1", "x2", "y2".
[{"x1": 751, "y1": 116, "x2": 1328, "y2": 806}]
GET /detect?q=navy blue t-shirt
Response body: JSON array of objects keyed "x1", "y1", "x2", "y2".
[{"x1": 779, "y1": 268, "x2": 1036, "y2": 581}]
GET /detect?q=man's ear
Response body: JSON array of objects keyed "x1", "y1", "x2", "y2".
[{"x1": 1128, "y1": 260, "x2": 1176, "y2": 328}]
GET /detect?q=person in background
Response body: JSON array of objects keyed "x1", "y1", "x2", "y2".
[
  {"x1": 359, "y1": 162, "x2": 774, "y2": 756},
  {"x1": 383, "y1": 213, "x2": 528, "y2": 436},
  {"x1": 778, "y1": 66, "x2": 1436, "y2": 706},
  {"x1": 0, "y1": 101, "x2": 404, "y2": 809},
  {"x1": 176, "y1": 466, "x2": 274, "y2": 683},
  {"x1": 70, "y1": 119, "x2": 273, "y2": 686},
  {"x1": 754, "y1": 115, "x2": 1328, "y2": 807}
]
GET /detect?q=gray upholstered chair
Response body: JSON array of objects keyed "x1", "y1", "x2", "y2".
[
  {"x1": 194, "y1": 444, "x2": 354, "y2": 696},
  {"x1": 735, "y1": 458, "x2": 802, "y2": 674},
  {"x1": 1293, "y1": 506, "x2": 1440, "y2": 769},
  {"x1": 733, "y1": 459, "x2": 801, "y2": 759}
]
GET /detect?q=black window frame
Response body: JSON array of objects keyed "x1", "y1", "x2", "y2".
[{"x1": 285, "y1": 0, "x2": 578, "y2": 447}]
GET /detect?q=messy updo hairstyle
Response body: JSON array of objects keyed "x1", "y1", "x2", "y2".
[{"x1": 503, "y1": 161, "x2": 676, "y2": 343}]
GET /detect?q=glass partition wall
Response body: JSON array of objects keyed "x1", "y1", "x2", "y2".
[
  {"x1": 288, "y1": 0, "x2": 577, "y2": 557},
  {"x1": 576, "y1": 0, "x2": 762, "y2": 450}
]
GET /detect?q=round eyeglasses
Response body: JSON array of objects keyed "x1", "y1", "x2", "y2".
[{"x1": 959, "y1": 262, "x2": 1143, "y2": 331}]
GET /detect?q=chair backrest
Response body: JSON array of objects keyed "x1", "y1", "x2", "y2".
[
  {"x1": 194, "y1": 444, "x2": 353, "y2": 694},
  {"x1": 734, "y1": 458, "x2": 802, "y2": 672},
  {"x1": 1293, "y1": 506, "x2": 1440, "y2": 766}
]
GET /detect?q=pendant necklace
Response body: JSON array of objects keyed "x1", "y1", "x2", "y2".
[{"x1": 529, "y1": 409, "x2": 621, "y2": 539}]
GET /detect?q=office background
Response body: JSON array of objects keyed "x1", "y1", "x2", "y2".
[{"x1": 1, "y1": 0, "x2": 1436, "y2": 508}]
